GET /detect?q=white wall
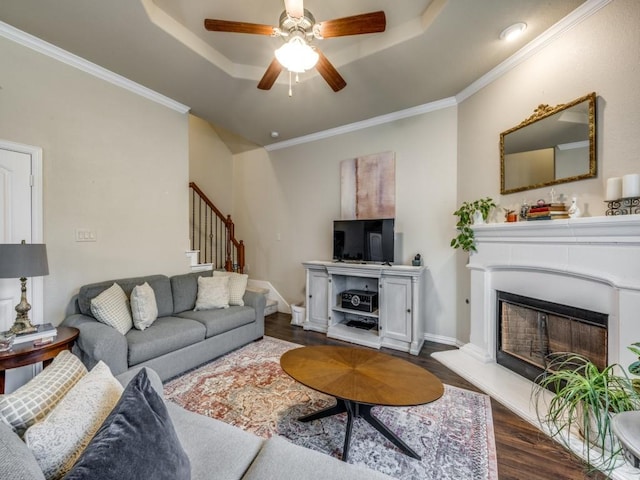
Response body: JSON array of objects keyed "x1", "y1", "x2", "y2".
[
  {"x1": 188, "y1": 115, "x2": 234, "y2": 215},
  {"x1": 234, "y1": 0, "x2": 640, "y2": 347},
  {"x1": 456, "y1": 0, "x2": 640, "y2": 342},
  {"x1": 3, "y1": 0, "x2": 635, "y2": 348},
  {"x1": 234, "y1": 107, "x2": 460, "y2": 343},
  {"x1": 0, "y1": 37, "x2": 190, "y2": 323}
]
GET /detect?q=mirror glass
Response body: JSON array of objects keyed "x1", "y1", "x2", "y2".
[{"x1": 500, "y1": 92, "x2": 596, "y2": 195}]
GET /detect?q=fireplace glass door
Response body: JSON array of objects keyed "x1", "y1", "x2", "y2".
[{"x1": 497, "y1": 291, "x2": 607, "y2": 382}]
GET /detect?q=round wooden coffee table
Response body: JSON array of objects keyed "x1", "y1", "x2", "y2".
[
  {"x1": 0, "y1": 326, "x2": 79, "y2": 393},
  {"x1": 280, "y1": 345, "x2": 444, "y2": 461}
]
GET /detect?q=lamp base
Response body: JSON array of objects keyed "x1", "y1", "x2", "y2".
[
  {"x1": 10, "y1": 277, "x2": 38, "y2": 334},
  {"x1": 10, "y1": 316, "x2": 37, "y2": 335}
]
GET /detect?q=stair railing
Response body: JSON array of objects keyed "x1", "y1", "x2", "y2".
[{"x1": 189, "y1": 182, "x2": 245, "y2": 273}]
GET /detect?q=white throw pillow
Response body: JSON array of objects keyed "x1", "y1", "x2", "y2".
[
  {"x1": 130, "y1": 282, "x2": 159, "y2": 330},
  {"x1": 24, "y1": 361, "x2": 123, "y2": 480},
  {"x1": 90, "y1": 283, "x2": 133, "y2": 335},
  {"x1": 213, "y1": 271, "x2": 248, "y2": 306},
  {"x1": 194, "y1": 275, "x2": 230, "y2": 310},
  {"x1": 0, "y1": 351, "x2": 87, "y2": 435}
]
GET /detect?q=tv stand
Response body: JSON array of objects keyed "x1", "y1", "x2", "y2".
[{"x1": 302, "y1": 261, "x2": 427, "y2": 355}]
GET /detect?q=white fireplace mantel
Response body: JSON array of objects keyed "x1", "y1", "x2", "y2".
[
  {"x1": 432, "y1": 216, "x2": 640, "y2": 478},
  {"x1": 471, "y1": 215, "x2": 640, "y2": 244},
  {"x1": 466, "y1": 215, "x2": 640, "y2": 367}
]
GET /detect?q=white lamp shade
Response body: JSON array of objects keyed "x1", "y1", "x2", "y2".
[
  {"x1": 275, "y1": 37, "x2": 318, "y2": 73},
  {"x1": 0, "y1": 243, "x2": 49, "y2": 278}
]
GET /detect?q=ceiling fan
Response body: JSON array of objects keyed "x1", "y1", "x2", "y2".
[{"x1": 204, "y1": 0, "x2": 386, "y2": 93}]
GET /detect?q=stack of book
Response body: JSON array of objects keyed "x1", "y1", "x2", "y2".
[
  {"x1": 526, "y1": 203, "x2": 569, "y2": 220},
  {"x1": 14, "y1": 323, "x2": 57, "y2": 345}
]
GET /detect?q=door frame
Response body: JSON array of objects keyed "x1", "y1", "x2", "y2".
[{"x1": 0, "y1": 139, "x2": 44, "y2": 325}]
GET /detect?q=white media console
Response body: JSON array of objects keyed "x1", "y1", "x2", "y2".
[{"x1": 302, "y1": 261, "x2": 427, "y2": 355}]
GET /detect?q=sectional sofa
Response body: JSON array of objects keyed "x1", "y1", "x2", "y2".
[
  {"x1": 61, "y1": 271, "x2": 265, "y2": 381},
  {"x1": 1, "y1": 363, "x2": 393, "y2": 480}
]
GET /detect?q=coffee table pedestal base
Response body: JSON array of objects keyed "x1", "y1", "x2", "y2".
[{"x1": 298, "y1": 399, "x2": 421, "y2": 462}]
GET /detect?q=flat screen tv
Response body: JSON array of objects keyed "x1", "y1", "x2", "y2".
[{"x1": 333, "y1": 218, "x2": 395, "y2": 264}]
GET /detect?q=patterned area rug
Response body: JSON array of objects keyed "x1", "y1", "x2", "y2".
[{"x1": 164, "y1": 337, "x2": 498, "y2": 480}]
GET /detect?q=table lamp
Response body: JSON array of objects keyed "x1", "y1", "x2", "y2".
[{"x1": 0, "y1": 241, "x2": 49, "y2": 334}]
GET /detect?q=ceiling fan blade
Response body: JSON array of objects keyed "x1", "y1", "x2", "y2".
[
  {"x1": 317, "y1": 11, "x2": 386, "y2": 38},
  {"x1": 315, "y1": 50, "x2": 346, "y2": 92},
  {"x1": 257, "y1": 59, "x2": 283, "y2": 90},
  {"x1": 284, "y1": 0, "x2": 304, "y2": 18},
  {"x1": 204, "y1": 19, "x2": 275, "y2": 36}
]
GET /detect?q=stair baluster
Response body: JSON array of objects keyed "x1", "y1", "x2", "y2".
[{"x1": 189, "y1": 182, "x2": 245, "y2": 273}]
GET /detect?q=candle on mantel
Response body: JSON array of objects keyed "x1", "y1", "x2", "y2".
[
  {"x1": 622, "y1": 173, "x2": 640, "y2": 198},
  {"x1": 605, "y1": 177, "x2": 623, "y2": 200}
]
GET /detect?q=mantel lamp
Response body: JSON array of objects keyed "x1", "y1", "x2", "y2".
[{"x1": 0, "y1": 241, "x2": 49, "y2": 334}]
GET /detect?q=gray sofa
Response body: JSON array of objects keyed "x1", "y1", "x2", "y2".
[
  {"x1": 61, "y1": 271, "x2": 266, "y2": 381},
  {"x1": 1, "y1": 367, "x2": 393, "y2": 480}
]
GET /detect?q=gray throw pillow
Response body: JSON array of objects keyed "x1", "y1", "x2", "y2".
[{"x1": 63, "y1": 369, "x2": 190, "y2": 480}]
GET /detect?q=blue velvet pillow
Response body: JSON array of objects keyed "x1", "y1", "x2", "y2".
[{"x1": 63, "y1": 369, "x2": 190, "y2": 480}]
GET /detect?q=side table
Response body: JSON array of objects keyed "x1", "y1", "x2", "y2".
[{"x1": 0, "y1": 326, "x2": 79, "y2": 394}]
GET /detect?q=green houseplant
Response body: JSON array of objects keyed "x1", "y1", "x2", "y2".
[
  {"x1": 627, "y1": 342, "x2": 640, "y2": 392},
  {"x1": 450, "y1": 197, "x2": 496, "y2": 252},
  {"x1": 533, "y1": 353, "x2": 640, "y2": 470}
]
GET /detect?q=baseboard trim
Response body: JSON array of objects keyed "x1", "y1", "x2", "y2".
[
  {"x1": 247, "y1": 279, "x2": 289, "y2": 313},
  {"x1": 423, "y1": 333, "x2": 461, "y2": 347}
]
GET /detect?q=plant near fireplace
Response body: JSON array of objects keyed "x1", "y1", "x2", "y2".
[
  {"x1": 533, "y1": 353, "x2": 640, "y2": 471},
  {"x1": 451, "y1": 197, "x2": 496, "y2": 252},
  {"x1": 627, "y1": 343, "x2": 640, "y2": 392}
]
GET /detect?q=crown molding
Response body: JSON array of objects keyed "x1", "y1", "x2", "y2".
[
  {"x1": 142, "y1": 0, "x2": 444, "y2": 87},
  {"x1": 0, "y1": 0, "x2": 612, "y2": 148},
  {"x1": 265, "y1": 97, "x2": 457, "y2": 151},
  {"x1": 455, "y1": 0, "x2": 612, "y2": 103},
  {"x1": 268, "y1": 0, "x2": 612, "y2": 151},
  {"x1": 0, "y1": 20, "x2": 190, "y2": 114}
]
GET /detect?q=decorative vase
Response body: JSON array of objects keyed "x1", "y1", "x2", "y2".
[
  {"x1": 472, "y1": 210, "x2": 484, "y2": 225},
  {"x1": 568, "y1": 197, "x2": 581, "y2": 218}
]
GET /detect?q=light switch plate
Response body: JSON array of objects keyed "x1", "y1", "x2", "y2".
[{"x1": 75, "y1": 229, "x2": 97, "y2": 242}]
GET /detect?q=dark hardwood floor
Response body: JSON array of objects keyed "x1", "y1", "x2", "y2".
[{"x1": 265, "y1": 312, "x2": 607, "y2": 480}]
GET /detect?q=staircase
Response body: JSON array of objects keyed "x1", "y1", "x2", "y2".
[
  {"x1": 189, "y1": 182, "x2": 244, "y2": 273},
  {"x1": 188, "y1": 182, "x2": 281, "y2": 315}
]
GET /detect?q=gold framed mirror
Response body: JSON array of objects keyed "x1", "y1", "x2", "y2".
[{"x1": 500, "y1": 92, "x2": 596, "y2": 195}]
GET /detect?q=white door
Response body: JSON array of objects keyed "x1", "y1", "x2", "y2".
[
  {"x1": 0, "y1": 142, "x2": 44, "y2": 392},
  {"x1": 0, "y1": 149, "x2": 32, "y2": 329}
]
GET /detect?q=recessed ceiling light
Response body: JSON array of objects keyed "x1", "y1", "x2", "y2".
[
  {"x1": 270, "y1": 131, "x2": 279, "y2": 138},
  {"x1": 499, "y1": 22, "x2": 527, "y2": 41}
]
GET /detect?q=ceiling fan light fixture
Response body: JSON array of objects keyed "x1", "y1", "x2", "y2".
[
  {"x1": 275, "y1": 36, "x2": 318, "y2": 73},
  {"x1": 499, "y1": 22, "x2": 527, "y2": 41}
]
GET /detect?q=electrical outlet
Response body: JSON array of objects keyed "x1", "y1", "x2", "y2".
[{"x1": 75, "y1": 229, "x2": 97, "y2": 242}]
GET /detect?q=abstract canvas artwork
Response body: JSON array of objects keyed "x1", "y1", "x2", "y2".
[{"x1": 340, "y1": 151, "x2": 395, "y2": 219}]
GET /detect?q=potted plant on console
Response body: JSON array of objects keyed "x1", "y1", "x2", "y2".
[
  {"x1": 450, "y1": 197, "x2": 496, "y2": 252},
  {"x1": 533, "y1": 353, "x2": 640, "y2": 471}
]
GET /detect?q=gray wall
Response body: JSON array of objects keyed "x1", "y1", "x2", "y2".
[
  {"x1": 456, "y1": 0, "x2": 640, "y2": 341},
  {"x1": 232, "y1": 0, "x2": 640, "y2": 346},
  {"x1": 234, "y1": 107, "x2": 460, "y2": 343},
  {"x1": 0, "y1": 36, "x2": 191, "y2": 323}
]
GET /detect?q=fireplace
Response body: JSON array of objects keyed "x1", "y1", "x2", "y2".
[
  {"x1": 496, "y1": 291, "x2": 608, "y2": 383},
  {"x1": 431, "y1": 217, "x2": 640, "y2": 478}
]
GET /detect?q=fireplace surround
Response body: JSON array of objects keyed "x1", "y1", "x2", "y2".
[
  {"x1": 463, "y1": 216, "x2": 640, "y2": 370},
  {"x1": 433, "y1": 216, "x2": 640, "y2": 479}
]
